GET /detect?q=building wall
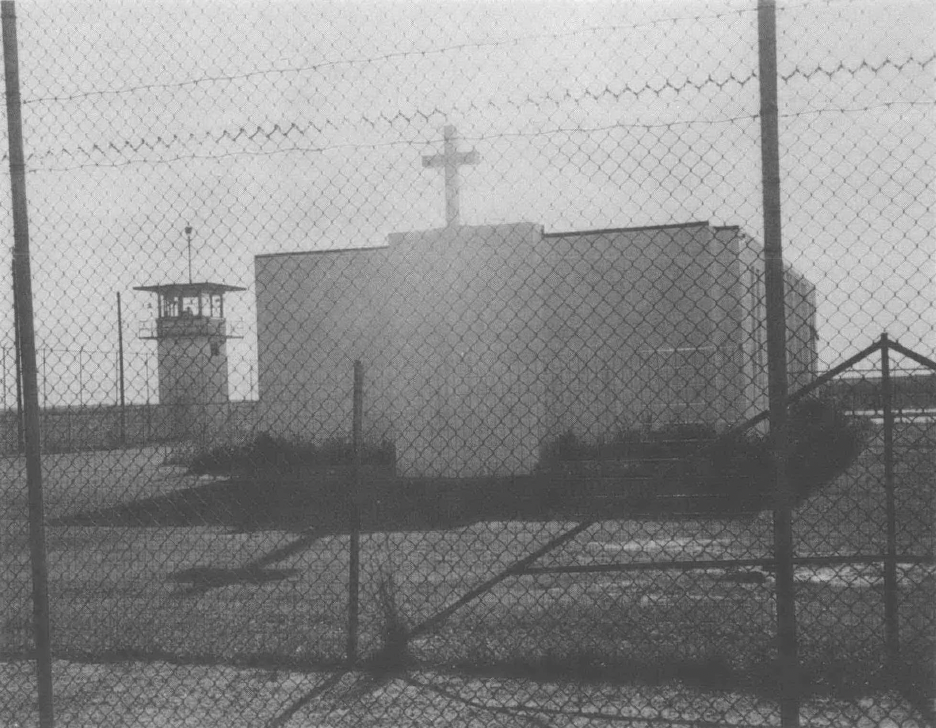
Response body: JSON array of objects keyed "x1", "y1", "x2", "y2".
[
  {"x1": 541, "y1": 223, "x2": 748, "y2": 440},
  {"x1": 155, "y1": 317, "x2": 230, "y2": 407},
  {"x1": 256, "y1": 245, "x2": 393, "y2": 445},
  {"x1": 721, "y1": 227, "x2": 770, "y2": 421},
  {"x1": 153, "y1": 319, "x2": 231, "y2": 443},
  {"x1": 784, "y1": 265, "x2": 819, "y2": 392},
  {"x1": 725, "y1": 226, "x2": 819, "y2": 419},
  {"x1": 257, "y1": 224, "x2": 548, "y2": 477},
  {"x1": 381, "y1": 224, "x2": 547, "y2": 476},
  {"x1": 255, "y1": 221, "x2": 819, "y2": 477}
]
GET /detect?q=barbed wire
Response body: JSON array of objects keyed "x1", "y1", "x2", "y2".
[
  {"x1": 19, "y1": 0, "x2": 897, "y2": 110},
  {"x1": 22, "y1": 99, "x2": 933, "y2": 175},
  {"x1": 22, "y1": 20, "x2": 931, "y2": 111},
  {"x1": 22, "y1": 69, "x2": 762, "y2": 166},
  {"x1": 22, "y1": 7, "x2": 758, "y2": 106},
  {"x1": 780, "y1": 53, "x2": 936, "y2": 83},
  {"x1": 15, "y1": 47, "x2": 932, "y2": 174}
]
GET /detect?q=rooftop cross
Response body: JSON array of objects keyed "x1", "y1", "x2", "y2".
[{"x1": 422, "y1": 125, "x2": 479, "y2": 227}]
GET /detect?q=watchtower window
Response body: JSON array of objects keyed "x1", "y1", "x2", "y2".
[{"x1": 160, "y1": 295, "x2": 179, "y2": 318}]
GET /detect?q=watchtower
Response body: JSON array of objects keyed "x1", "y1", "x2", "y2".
[{"x1": 135, "y1": 281, "x2": 244, "y2": 408}]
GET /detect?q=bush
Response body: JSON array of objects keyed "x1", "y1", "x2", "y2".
[
  {"x1": 539, "y1": 423, "x2": 720, "y2": 467},
  {"x1": 187, "y1": 432, "x2": 396, "y2": 476},
  {"x1": 784, "y1": 396, "x2": 867, "y2": 502},
  {"x1": 537, "y1": 397, "x2": 865, "y2": 511}
]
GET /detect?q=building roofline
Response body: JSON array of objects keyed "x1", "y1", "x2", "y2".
[
  {"x1": 134, "y1": 282, "x2": 245, "y2": 294},
  {"x1": 256, "y1": 245, "x2": 387, "y2": 260},
  {"x1": 256, "y1": 224, "x2": 714, "y2": 257},
  {"x1": 544, "y1": 221, "x2": 710, "y2": 238}
]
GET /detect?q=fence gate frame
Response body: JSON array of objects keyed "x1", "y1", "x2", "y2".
[{"x1": 363, "y1": 333, "x2": 935, "y2": 725}]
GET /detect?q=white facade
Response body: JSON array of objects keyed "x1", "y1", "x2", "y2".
[{"x1": 255, "y1": 221, "x2": 818, "y2": 477}]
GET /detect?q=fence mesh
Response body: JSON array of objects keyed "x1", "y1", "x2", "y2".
[{"x1": 0, "y1": 1, "x2": 933, "y2": 726}]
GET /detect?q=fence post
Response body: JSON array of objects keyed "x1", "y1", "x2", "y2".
[
  {"x1": 13, "y1": 262, "x2": 24, "y2": 451},
  {"x1": 347, "y1": 359, "x2": 363, "y2": 664},
  {"x1": 880, "y1": 333, "x2": 899, "y2": 668},
  {"x1": 757, "y1": 1, "x2": 799, "y2": 725},
  {"x1": 2, "y1": 2, "x2": 55, "y2": 726},
  {"x1": 117, "y1": 292, "x2": 126, "y2": 447}
]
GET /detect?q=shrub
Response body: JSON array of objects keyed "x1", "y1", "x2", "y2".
[
  {"x1": 187, "y1": 432, "x2": 396, "y2": 476},
  {"x1": 537, "y1": 397, "x2": 865, "y2": 511},
  {"x1": 539, "y1": 423, "x2": 720, "y2": 467},
  {"x1": 784, "y1": 396, "x2": 867, "y2": 502},
  {"x1": 368, "y1": 573, "x2": 411, "y2": 673}
]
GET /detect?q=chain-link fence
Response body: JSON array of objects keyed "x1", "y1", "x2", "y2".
[{"x1": 0, "y1": 1, "x2": 932, "y2": 726}]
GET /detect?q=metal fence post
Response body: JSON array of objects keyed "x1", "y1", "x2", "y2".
[
  {"x1": 880, "y1": 333, "x2": 899, "y2": 668},
  {"x1": 2, "y1": 2, "x2": 54, "y2": 725},
  {"x1": 13, "y1": 263, "x2": 24, "y2": 451},
  {"x1": 117, "y1": 292, "x2": 126, "y2": 447},
  {"x1": 347, "y1": 359, "x2": 363, "y2": 664},
  {"x1": 757, "y1": 1, "x2": 799, "y2": 725}
]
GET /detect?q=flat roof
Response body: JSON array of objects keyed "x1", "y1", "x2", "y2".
[
  {"x1": 253, "y1": 222, "x2": 715, "y2": 259},
  {"x1": 544, "y1": 221, "x2": 710, "y2": 238},
  {"x1": 255, "y1": 245, "x2": 387, "y2": 260},
  {"x1": 133, "y1": 282, "x2": 246, "y2": 295}
]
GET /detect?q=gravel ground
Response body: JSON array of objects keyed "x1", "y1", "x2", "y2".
[{"x1": 1, "y1": 659, "x2": 930, "y2": 728}]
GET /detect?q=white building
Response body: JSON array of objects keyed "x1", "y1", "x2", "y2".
[{"x1": 254, "y1": 220, "x2": 818, "y2": 478}]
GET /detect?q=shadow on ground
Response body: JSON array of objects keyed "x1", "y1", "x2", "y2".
[{"x1": 49, "y1": 466, "x2": 775, "y2": 535}]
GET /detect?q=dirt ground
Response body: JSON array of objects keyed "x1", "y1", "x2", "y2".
[
  {"x1": 1, "y1": 658, "x2": 930, "y2": 728},
  {"x1": 1, "y1": 438, "x2": 932, "y2": 727}
]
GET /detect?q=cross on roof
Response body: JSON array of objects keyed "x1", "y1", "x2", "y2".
[{"x1": 422, "y1": 125, "x2": 479, "y2": 227}]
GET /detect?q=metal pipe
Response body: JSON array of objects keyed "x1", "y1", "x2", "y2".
[
  {"x1": 881, "y1": 334, "x2": 899, "y2": 666},
  {"x1": 117, "y1": 292, "x2": 126, "y2": 446},
  {"x1": 77, "y1": 347, "x2": 82, "y2": 407},
  {"x1": 887, "y1": 339, "x2": 936, "y2": 372},
  {"x1": 2, "y1": 2, "x2": 54, "y2": 724},
  {"x1": 725, "y1": 338, "x2": 882, "y2": 436},
  {"x1": 520, "y1": 552, "x2": 931, "y2": 577},
  {"x1": 347, "y1": 359, "x2": 363, "y2": 664},
  {"x1": 12, "y1": 260, "x2": 24, "y2": 451},
  {"x1": 185, "y1": 225, "x2": 193, "y2": 284}
]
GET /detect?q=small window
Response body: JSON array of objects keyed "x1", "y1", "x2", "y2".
[{"x1": 210, "y1": 341, "x2": 221, "y2": 357}]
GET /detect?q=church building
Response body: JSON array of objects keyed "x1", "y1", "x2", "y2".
[{"x1": 253, "y1": 128, "x2": 818, "y2": 478}]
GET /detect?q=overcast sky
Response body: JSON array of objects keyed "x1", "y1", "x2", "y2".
[{"x1": 0, "y1": 0, "x2": 931, "y2": 406}]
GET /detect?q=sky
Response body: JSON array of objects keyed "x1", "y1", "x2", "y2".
[{"x1": 0, "y1": 0, "x2": 931, "y2": 407}]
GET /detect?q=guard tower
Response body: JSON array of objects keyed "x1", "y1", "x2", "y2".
[{"x1": 135, "y1": 281, "x2": 245, "y2": 410}]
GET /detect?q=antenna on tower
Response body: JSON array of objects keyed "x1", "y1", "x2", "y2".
[{"x1": 184, "y1": 224, "x2": 193, "y2": 284}]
